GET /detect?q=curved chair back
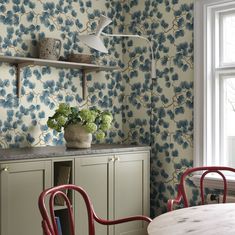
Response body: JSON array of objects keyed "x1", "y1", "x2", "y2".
[
  {"x1": 167, "y1": 166, "x2": 235, "y2": 211},
  {"x1": 38, "y1": 184, "x2": 152, "y2": 235}
]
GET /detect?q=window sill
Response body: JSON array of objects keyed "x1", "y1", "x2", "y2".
[{"x1": 192, "y1": 174, "x2": 235, "y2": 191}]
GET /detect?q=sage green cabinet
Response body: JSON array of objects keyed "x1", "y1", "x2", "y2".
[
  {"x1": 113, "y1": 153, "x2": 149, "y2": 235},
  {"x1": 75, "y1": 155, "x2": 112, "y2": 235},
  {"x1": 0, "y1": 146, "x2": 150, "y2": 235},
  {"x1": 0, "y1": 161, "x2": 51, "y2": 235},
  {"x1": 75, "y1": 151, "x2": 150, "y2": 235}
]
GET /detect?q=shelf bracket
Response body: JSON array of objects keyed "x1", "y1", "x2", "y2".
[
  {"x1": 13, "y1": 62, "x2": 32, "y2": 98},
  {"x1": 82, "y1": 69, "x2": 87, "y2": 100},
  {"x1": 15, "y1": 64, "x2": 21, "y2": 98}
]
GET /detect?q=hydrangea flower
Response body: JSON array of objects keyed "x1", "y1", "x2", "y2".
[{"x1": 47, "y1": 103, "x2": 113, "y2": 140}]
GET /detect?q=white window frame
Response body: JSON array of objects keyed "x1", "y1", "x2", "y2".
[
  {"x1": 219, "y1": 9, "x2": 235, "y2": 67},
  {"x1": 194, "y1": 0, "x2": 235, "y2": 189}
]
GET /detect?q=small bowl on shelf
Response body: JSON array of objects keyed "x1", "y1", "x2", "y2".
[{"x1": 67, "y1": 53, "x2": 94, "y2": 64}]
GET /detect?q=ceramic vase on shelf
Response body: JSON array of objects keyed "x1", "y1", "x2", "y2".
[
  {"x1": 64, "y1": 124, "x2": 92, "y2": 149},
  {"x1": 39, "y1": 37, "x2": 62, "y2": 60}
]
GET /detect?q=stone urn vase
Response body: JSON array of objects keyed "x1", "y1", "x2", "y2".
[{"x1": 64, "y1": 123, "x2": 92, "y2": 148}]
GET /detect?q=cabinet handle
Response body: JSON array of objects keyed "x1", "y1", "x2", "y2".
[
  {"x1": 108, "y1": 157, "x2": 114, "y2": 162},
  {"x1": 114, "y1": 157, "x2": 120, "y2": 162}
]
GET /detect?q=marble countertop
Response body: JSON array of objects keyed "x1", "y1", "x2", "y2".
[{"x1": 0, "y1": 144, "x2": 150, "y2": 162}]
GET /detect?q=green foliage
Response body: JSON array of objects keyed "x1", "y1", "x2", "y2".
[{"x1": 47, "y1": 103, "x2": 113, "y2": 140}]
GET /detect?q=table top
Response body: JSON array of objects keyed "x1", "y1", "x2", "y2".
[{"x1": 148, "y1": 203, "x2": 235, "y2": 235}]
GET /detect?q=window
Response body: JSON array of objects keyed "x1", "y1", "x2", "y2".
[
  {"x1": 221, "y1": 10, "x2": 235, "y2": 65},
  {"x1": 194, "y1": 0, "x2": 235, "y2": 169}
]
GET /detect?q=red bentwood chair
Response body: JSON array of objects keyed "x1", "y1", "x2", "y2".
[
  {"x1": 38, "y1": 184, "x2": 152, "y2": 235},
  {"x1": 167, "y1": 166, "x2": 235, "y2": 211}
]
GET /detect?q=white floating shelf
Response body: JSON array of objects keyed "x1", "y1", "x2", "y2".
[{"x1": 0, "y1": 55, "x2": 119, "y2": 99}]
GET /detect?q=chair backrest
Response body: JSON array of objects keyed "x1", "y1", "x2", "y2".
[
  {"x1": 38, "y1": 184, "x2": 151, "y2": 235},
  {"x1": 172, "y1": 166, "x2": 235, "y2": 209},
  {"x1": 38, "y1": 184, "x2": 96, "y2": 235}
]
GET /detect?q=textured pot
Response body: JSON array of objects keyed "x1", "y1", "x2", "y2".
[{"x1": 64, "y1": 124, "x2": 92, "y2": 149}]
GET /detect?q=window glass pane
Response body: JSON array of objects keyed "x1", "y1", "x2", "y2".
[
  {"x1": 223, "y1": 77, "x2": 235, "y2": 167},
  {"x1": 222, "y1": 13, "x2": 235, "y2": 64}
]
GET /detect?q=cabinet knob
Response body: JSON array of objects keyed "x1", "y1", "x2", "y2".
[
  {"x1": 2, "y1": 167, "x2": 9, "y2": 172},
  {"x1": 108, "y1": 157, "x2": 114, "y2": 162}
]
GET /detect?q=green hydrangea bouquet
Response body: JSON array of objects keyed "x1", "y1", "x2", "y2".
[{"x1": 47, "y1": 103, "x2": 113, "y2": 140}]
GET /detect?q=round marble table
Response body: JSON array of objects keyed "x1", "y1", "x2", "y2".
[{"x1": 148, "y1": 203, "x2": 235, "y2": 235}]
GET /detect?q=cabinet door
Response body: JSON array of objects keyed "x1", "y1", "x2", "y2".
[
  {"x1": 0, "y1": 161, "x2": 52, "y2": 235},
  {"x1": 75, "y1": 156, "x2": 113, "y2": 235},
  {"x1": 114, "y1": 152, "x2": 150, "y2": 235}
]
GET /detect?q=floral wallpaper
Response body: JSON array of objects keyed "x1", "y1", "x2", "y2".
[
  {"x1": 122, "y1": 0, "x2": 194, "y2": 216},
  {"x1": 0, "y1": 0, "x2": 125, "y2": 148},
  {"x1": 0, "y1": 0, "x2": 194, "y2": 217}
]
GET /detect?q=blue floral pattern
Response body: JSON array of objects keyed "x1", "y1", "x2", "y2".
[
  {"x1": 0, "y1": 0, "x2": 194, "y2": 217},
  {"x1": 121, "y1": 0, "x2": 194, "y2": 216}
]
